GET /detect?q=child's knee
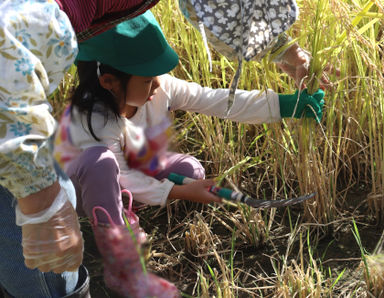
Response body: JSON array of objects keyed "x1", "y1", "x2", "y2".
[
  {"x1": 77, "y1": 146, "x2": 120, "y2": 178},
  {"x1": 181, "y1": 156, "x2": 205, "y2": 180},
  {"x1": 191, "y1": 158, "x2": 205, "y2": 180}
]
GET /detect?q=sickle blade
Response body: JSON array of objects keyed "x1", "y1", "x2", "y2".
[{"x1": 243, "y1": 192, "x2": 315, "y2": 208}]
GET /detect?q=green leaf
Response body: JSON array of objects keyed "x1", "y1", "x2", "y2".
[
  {"x1": 66, "y1": 53, "x2": 74, "y2": 61},
  {"x1": 11, "y1": 21, "x2": 17, "y2": 31},
  {"x1": 0, "y1": 160, "x2": 9, "y2": 169},
  {"x1": 0, "y1": 124, "x2": 7, "y2": 138},
  {"x1": 46, "y1": 22, "x2": 53, "y2": 39},
  {"x1": 46, "y1": 45, "x2": 52, "y2": 58},
  {"x1": 0, "y1": 113, "x2": 13, "y2": 122},
  {"x1": 27, "y1": 74, "x2": 33, "y2": 84},
  {"x1": 0, "y1": 86, "x2": 10, "y2": 95},
  {"x1": 0, "y1": 51, "x2": 17, "y2": 60},
  {"x1": 30, "y1": 49, "x2": 43, "y2": 57},
  {"x1": 32, "y1": 115, "x2": 39, "y2": 125},
  {"x1": 30, "y1": 38, "x2": 37, "y2": 47},
  {"x1": 21, "y1": 14, "x2": 29, "y2": 28}
]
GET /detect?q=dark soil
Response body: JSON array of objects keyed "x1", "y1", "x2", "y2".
[
  {"x1": 0, "y1": 190, "x2": 379, "y2": 297},
  {"x1": 82, "y1": 190, "x2": 384, "y2": 297}
]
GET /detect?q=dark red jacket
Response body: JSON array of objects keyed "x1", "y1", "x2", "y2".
[{"x1": 55, "y1": 0, "x2": 159, "y2": 42}]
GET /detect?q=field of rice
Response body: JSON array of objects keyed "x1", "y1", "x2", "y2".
[{"x1": 52, "y1": 0, "x2": 384, "y2": 296}]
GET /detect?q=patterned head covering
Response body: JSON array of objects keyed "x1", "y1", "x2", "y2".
[
  {"x1": 179, "y1": 0, "x2": 299, "y2": 113},
  {"x1": 179, "y1": 0, "x2": 298, "y2": 61}
]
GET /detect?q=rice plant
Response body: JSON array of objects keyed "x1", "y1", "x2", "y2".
[
  {"x1": 154, "y1": 0, "x2": 384, "y2": 224},
  {"x1": 51, "y1": 0, "x2": 384, "y2": 296},
  {"x1": 363, "y1": 254, "x2": 384, "y2": 296}
]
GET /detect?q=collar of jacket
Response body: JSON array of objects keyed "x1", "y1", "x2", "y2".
[{"x1": 55, "y1": 0, "x2": 160, "y2": 42}]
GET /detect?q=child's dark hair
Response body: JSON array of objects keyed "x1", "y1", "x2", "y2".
[{"x1": 70, "y1": 61, "x2": 131, "y2": 141}]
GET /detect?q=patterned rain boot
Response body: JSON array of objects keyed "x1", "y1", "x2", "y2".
[
  {"x1": 102, "y1": 188, "x2": 147, "y2": 289},
  {"x1": 92, "y1": 206, "x2": 180, "y2": 298},
  {"x1": 121, "y1": 189, "x2": 147, "y2": 245}
]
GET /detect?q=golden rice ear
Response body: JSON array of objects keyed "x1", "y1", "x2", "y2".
[
  {"x1": 274, "y1": 259, "x2": 324, "y2": 297},
  {"x1": 361, "y1": 254, "x2": 384, "y2": 297},
  {"x1": 229, "y1": 207, "x2": 266, "y2": 248},
  {"x1": 185, "y1": 212, "x2": 219, "y2": 259}
]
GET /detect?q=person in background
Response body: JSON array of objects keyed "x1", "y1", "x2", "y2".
[
  {"x1": 0, "y1": 0, "x2": 158, "y2": 297},
  {"x1": 54, "y1": 10, "x2": 324, "y2": 297},
  {"x1": 178, "y1": 0, "x2": 334, "y2": 94}
]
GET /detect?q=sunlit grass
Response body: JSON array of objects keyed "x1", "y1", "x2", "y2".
[
  {"x1": 151, "y1": 0, "x2": 384, "y2": 295},
  {"x1": 155, "y1": 0, "x2": 384, "y2": 224},
  {"x1": 52, "y1": 0, "x2": 384, "y2": 296},
  {"x1": 364, "y1": 254, "x2": 384, "y2": 296}
]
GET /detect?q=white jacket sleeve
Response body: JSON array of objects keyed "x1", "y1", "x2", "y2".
[
  {"x1": 118, "y1": 169, "x2": 174, "y2": 207},
  {"x1": 161, "y1": 74, "x2": 281, "y2": 123},
  {"x1": 92, "y1": 117, "x2": 174, "y2": 207}
]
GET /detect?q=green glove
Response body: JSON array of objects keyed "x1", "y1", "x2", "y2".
[{"x1": 278, "y1": 88, "x2": 325, "y2": 122}]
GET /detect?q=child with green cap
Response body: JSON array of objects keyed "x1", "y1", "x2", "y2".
[{"x1": 54, "y1": 9, "x2": 324, "y2": 297}]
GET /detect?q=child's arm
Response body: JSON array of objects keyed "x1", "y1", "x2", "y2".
[
  {"x1": 97, "y1": 123, "x2": 218, "y2": 205},
  {"x1": 100, "y1": 130, "x2": 220, "y2": 205},
  {"x1": 162, "y1": 75, "x2": 324, "y2": 124},
  {"x1": 162, "y1": 74, "x2": 281, "y2": 124},
  {"x1": 109, "y1": 150, "x2": 221, "y2": 205},
  {"x1": 113, "y1": 156, "x2": 175, "y2": 207},
  {"x1": 119, "y1": 167, "x2": 221, "y2": 205},
  {"x1": 168, "y1": 179, "x2": 222, "y2": 204}
]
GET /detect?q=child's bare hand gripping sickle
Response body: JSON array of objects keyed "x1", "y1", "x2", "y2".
[
  {"x1": 168, "y1": 173, "x2": 315, "y2": 208},
  {"x1": 168, "y1": 175, "x2": 222, "y2": 204}
]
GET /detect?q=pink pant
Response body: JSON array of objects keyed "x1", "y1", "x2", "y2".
[{"x1": 66, "y1": 146, "x2": 205, "y2": 225}]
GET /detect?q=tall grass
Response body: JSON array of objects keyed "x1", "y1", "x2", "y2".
[
  {"x1": 148, "y1": 0, "x2": 384, "y2": 296},
  {"x1": 154, "y1": 0, "x2": 384, "y2": 224},
  {"x1": 52, "y1": 0, "x2": 384, "y2": 296}
]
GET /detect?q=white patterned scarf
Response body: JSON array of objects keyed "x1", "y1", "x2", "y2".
[{"x1": 179, "y1": 0, "x2": 298, "y2": 113}]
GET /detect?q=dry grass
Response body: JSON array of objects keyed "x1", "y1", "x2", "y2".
[
  {"x1": 363, "y1": 254, "x2": 384, "y2": 297},
  {"x1": 52, "y1": 0, "x2": 384, "y2": 296}
]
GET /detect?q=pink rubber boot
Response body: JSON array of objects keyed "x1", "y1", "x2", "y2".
[
  {"x1": 121, "y1": 189, "x2": 147, "y2": 245},
  {"x1": 92, "y1": 206, "x2": 180, "y2": 298}
]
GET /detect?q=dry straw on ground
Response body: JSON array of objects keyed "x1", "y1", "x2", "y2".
[{"x1": 54, "y1": 0, "x2": 384, "y2": 296}]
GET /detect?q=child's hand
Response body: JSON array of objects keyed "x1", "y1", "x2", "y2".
[
  {"x1": 278, "y1": 88, "x2": 325, "y2": 123},
  {"x1": 169, "y1": 179, "x2": 222, "y2": 204}
]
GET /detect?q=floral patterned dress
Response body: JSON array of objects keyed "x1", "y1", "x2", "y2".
[{"x1": 0, "y1": 0, "x2": 77, "y2": 198}]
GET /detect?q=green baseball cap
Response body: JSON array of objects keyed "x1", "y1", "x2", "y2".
[{"x1": 76, "y1": 10, "x2": 179, "y2": 76}]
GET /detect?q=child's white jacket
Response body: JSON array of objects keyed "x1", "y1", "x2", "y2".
[{"x1": 55, "y1": 74, "x2": 281, "y2": 206}]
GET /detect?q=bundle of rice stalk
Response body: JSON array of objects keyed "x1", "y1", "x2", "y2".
[
  {"x1": 292, "y1": 0, "x2": 383, "y2": 223},
  {"x1": 362, "y1": 254, "x2": 384, "y2": 296},
  {"x1": 237, "y1": 206, "x2": 267, "y2": 248},
  {"x1": 274, "y1": 259, "x2": 323, "y2": 298},
  {"x1": 185, "y1": 212, "x2": 220, "y2": 258},
  {"x1": 292, "y1": 0, "x2": 336, "y2": 224},
  {"x1": 274, "y1": 231, "x2": 328, "y2": 298}
]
